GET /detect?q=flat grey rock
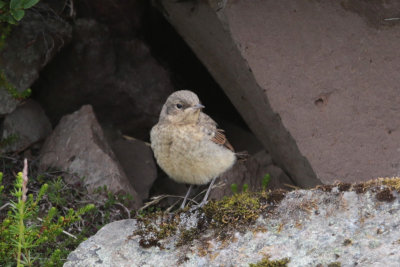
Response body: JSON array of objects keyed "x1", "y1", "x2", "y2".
[{"x1": 65, "y1": 181, "x2": 400, "y2": 266}]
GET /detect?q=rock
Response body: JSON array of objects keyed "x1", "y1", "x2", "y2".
[
  {"x1": 39, "y1": 105, "x2": 142, "y2": 209},
  {"x1": 35, "y1": 18, "x2": 174, "y2": 140},
  {"x1": 156, "y1": 1, "x2": 400, "y2": 185},
  {"x1": 0, "y1": 2, "x2": 72, "y2": 115},
  {"x1": 263, "y1": 164, "x2": 294, "y2": 190},
  {"x1": 111, "y1": 137, "x2": 157, "y2": 202},
  {"x1": 64, "y1": 179, "x2": 400, "y2": 266},
  {"x1": 1, "y1": 100, "x2": 51, "y2": 153},
  {"x1": 74, "y1": 0, "x2": 145, "y2": 37},
  {"x1": 0, "y1": 90, "x2": 18, "y2": 116},
  {"x1": 210, "y1": 151, "x2": 294, "y2": 200},
  {"x1": 217, "y1": 119, "x2": 263, "y2": 155}
]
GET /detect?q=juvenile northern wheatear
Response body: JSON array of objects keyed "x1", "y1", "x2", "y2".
[{"x1": 150, "y1": 90, "x2": 236, "y2": 208}]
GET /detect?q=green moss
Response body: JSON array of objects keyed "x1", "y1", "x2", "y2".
[
  {"x1": 354, "y1": 177, "x2": 400, "y2": 193},
  {"x1": 176, "y1": 227, "x2": 200, "y2": 247},
  {"x1": 0, "y1": 70, "x2": 32, "y2": 100},
  {"x1": 327, "y1": 262, "x2": 341, "y2": 267},
  {"x1": 132, "y1": 185, "x2": 288, "y2": 247},
  {"x1": 379, "y1": 177, "x2": 400, "y2": 192},
  {"x1": 133, "y1": 190, "x2": 286, "y2": 249},
  {"x1": 132, "y1": 212, "x2": 179, "y2": 249},
  {"x1": 203, "y1": 192, "x2": 261, "y2": 227},
  {"x1": 249, "y1": 256, "x2": 290, "y2": 267},
  {"x1": 157, "y1": 222, "x2": 177, "y2": 239}
]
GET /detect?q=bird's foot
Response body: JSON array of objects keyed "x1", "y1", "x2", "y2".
[{"x1": 190, "y1": 200, "x2": 208, "y2": 210}]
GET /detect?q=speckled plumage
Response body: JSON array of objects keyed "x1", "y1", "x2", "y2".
[{"x1": 150, "y1": 90, "x2": 236, "y2": 188}]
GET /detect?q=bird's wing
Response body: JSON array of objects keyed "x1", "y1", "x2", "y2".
[
  {"x1": 199, "y1": 113, "x2": 235, "y2": 152},
  {"x1": 212, "y1": 129, "x2": 235, "y2": 152}
]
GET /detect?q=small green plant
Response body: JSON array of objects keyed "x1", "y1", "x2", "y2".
[
  {"x1": 47, "y1": 176, "x2": 67, "y2": 206},
  {"x1": 0, "y1": 0, "x2": 40, "y2": 24},
  {"x1": 242, "y1": 183, "x2": 249, "y2": 192},
  {"x1": 94, "y1": 185, "x2": 135, "y2": 223},
  {"x1": 0, "y1": 160, "x2": 95, "y2": 266},
  {"x1": 230, "y1": 183, "x2": 238, "y2": 194},
  {"x1": 231, "y1": 183, "x2": 249, "y2": 194},
  {"x1": 137, "y1": 206, "x2": 161, "y2": 218},
  {"x1": 262, "y1": 174, "x2": 271, "y2": 191}
]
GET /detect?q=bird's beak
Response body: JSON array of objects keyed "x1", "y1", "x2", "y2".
[{"x1": 192, "y1": 104, "x2": 205, "y2": 110}]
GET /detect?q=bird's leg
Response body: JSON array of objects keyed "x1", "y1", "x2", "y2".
[
  {"x1": 180, "y1": 184, "x2": 193, "y2": 209},
  {"x1": 197, "y1": 177, "x2": 217, "y2": 208}
]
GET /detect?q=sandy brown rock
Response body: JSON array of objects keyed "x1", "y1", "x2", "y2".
[
  {"x1": 39, "y1": 105, "x2": 142, "y2": 209},
  {"x1": 158, "y1": 0, "x2": 400, "y2": 185}
]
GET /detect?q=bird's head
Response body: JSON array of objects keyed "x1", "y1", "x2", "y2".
[{"x1": 159, "y1": 90, "x2": 205, "y2": 124}]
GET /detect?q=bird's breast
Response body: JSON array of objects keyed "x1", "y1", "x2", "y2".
[{"x1": 150, "y1": 124, "x2": 236, "y2": 185}]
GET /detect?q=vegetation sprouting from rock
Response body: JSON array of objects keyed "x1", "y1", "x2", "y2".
[{"x1": 0, "y1": 155, "x2": 136, "y2": 266}]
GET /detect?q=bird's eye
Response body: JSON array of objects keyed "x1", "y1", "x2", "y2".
[{"x1": 176, "y1": 103, "x2": 183, "y2": 109}]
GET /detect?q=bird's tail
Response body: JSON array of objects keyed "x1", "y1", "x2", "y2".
[{"x1": 235, "y1": 151, "x2": 249, "y2": 162}]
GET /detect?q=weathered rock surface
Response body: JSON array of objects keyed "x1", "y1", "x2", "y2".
[
  {"x1": 39, "y1": 105, "x2": 142, "y2": 208},
  {"x1": 111, "y1": 137, "x2": 157, "y2": 202},
  {"x1": 74, "y1": 0, "x2": 145, "y2": 37},
  {"x1": 35, "y1": 18, "x2": 174, "y2": 139},
  {"x1": 65, "y1": 180, "x2": 400, "y2": 266},
  {"x1": 210, "y1": 150, "x2": 294, "y2": 200},
  {"x1": 217, "y1": 119, "x2": 263, "y2": 155},
  {"x1": 0, "y1": 2, "x2": 72, "y2": 115},
  {"x1": 1, "y1": 100, "x2": 51, "y2": 153},
  {"x1": 0, "y1": 90, "x2": 18, "y2": 117},
  {"x1": 157, "y1": 0, "x2": 400, "y2": 185}
]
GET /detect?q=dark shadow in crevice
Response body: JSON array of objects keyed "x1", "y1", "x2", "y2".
[{"x1": 140, "y1": 5, "x2": 249, "y2": 131}]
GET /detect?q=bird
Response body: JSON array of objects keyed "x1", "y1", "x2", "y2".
[{"x1": 150, "y1": 90, "x2": 236, "y2": 208}]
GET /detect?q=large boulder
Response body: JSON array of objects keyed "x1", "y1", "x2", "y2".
[
  {"x1": 39, "y1": 105, "x2": 142, "y2": 209},
  {"x1": 157, "y1": 0, "x2": 400, "y2": 185},
  {"x1": 0, "y1": 2, "x2": 72, "y2": 115}
]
